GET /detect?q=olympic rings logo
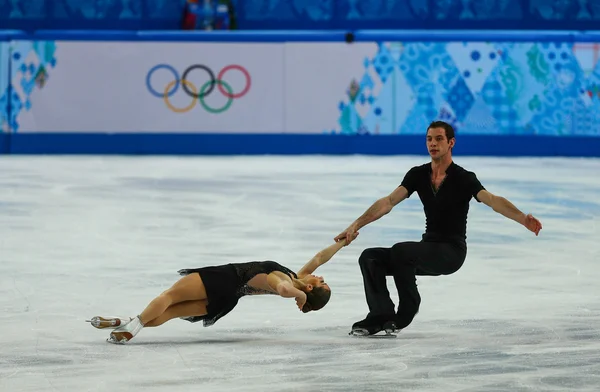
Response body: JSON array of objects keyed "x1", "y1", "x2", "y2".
[{"x1": 145, "y1": 64, "x2": 251, "y2": 114}]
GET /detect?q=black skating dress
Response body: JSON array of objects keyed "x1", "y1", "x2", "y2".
[{"x1": 177, "y1": 260, "x2": 297, "y2": 327}]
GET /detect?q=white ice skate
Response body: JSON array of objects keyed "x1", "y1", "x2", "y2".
[
  {"x1": 86, "y1": 316, "x2": 133, "y2": 329},
  {"x1": 107, "y1": 316, "x2": 144, "y2": 344}
]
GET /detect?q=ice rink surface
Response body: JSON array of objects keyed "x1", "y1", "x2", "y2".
[{"x1": 1, "y1": 155, "x2": 599, "y2": 392}]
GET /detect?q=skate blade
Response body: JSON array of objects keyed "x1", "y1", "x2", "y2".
[
  {"x1": 106, "y1": 336, "x2": 126, "y2": 345},
  {"x1": 349, "y1": 329, "x2": 397, "y2": 338},
  {"x1": 349, "y1": 328, "x2": 371, "y2": 336},
  {"x1": 384, "y1": 327, "x2": 399, "y2": 335},
  {"x1": 107, "y1": 331, "x2": 133, "y2": 344},
  {"x1": 86, "y1": 316, "x2": 125, "y2": 329}
]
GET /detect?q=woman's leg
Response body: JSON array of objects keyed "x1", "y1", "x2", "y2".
[
  {"x1": 107, "y1": 273, "x2": 209, "y2": 344},
  {"x1": 138, "y1": 273, "x2": 207, "y2": 325},
  {"x1": 144, "y1": 300, "x2": 208, "y2": 327}
]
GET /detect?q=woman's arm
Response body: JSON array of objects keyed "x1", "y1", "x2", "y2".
[
  {"x1": 297, "y1": 238, "x2": 347, "y2": 279},
  {"x1": 266, "y1": 272, "x2": 307, "y2": 310}
]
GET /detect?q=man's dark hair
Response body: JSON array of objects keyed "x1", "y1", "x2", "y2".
[{"x1": 428, "y1": 121, "x2": 455, "y2": 141}]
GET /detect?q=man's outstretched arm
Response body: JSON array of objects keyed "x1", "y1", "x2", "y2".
[
  {"x1": 334, "y1": 185, "x2": 409, "y2": 244},
  {"x1": 476, "y1": 189, "x2": 542, "y2": 236}
]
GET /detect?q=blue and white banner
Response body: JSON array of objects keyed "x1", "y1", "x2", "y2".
[
  {"x1": 11, "y1": 41, "x2": 285, "y2": 133},
  {"x1": 325, "y1": 41, "x2": 600, "y2": 136},
  {"x1": 284, "y1": 42, "x2": 377, "y2": 134},
  {"x1": 5, "y1": 40, "x2": 600, "y2": 136}
]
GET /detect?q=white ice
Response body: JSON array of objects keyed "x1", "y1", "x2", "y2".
[{"x1": 0, "y1": 155, "x2": 599, "y2": 392}]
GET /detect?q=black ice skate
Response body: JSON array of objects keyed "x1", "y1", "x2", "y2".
[{"x1": 349, "y1": 316, "x2": 398, "y2": 338}]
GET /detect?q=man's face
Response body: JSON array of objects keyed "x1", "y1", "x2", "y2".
[{"x1": 426, "y1": 127, "x2": 454, "y2": 159}]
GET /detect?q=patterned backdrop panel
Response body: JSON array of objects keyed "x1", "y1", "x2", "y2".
[
  {"x1": 0, "y1": 0, "x2": 189, "y2": 29},
  {"x1": 0, "y1": 42, "x2": 8, "y2": 132},
  {"x1": 2, "y1": 41, "x2": 57, "y2": 132},
  {"x1": 332, "y1": 41, "x2": 600, "y2": 136},
  {"x1": 51, "y1": 0, "x2": 143, "y2": 20}
]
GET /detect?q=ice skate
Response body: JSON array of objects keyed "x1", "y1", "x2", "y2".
[
  {"x1": 86, "y1": 316, "x2": 132, "y2": 329},
  {"x1": 107, "y1": 316, "x2": 144, "y2": 344},
  {"x1": 381, "y1": 320, "x2": 399, "y2": 336},
  {"x1": 349, "y1": 315, "x2": 397, "y2": 338}
]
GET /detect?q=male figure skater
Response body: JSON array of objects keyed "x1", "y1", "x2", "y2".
[{"x1": 335, "y1": 121, "x2": 542, "y2": 336}]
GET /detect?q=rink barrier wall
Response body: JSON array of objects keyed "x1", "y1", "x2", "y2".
[
  {"x1": 5, "y1": 133, "x2": 600, "y2": 157},
  {"x1": 1, "y1": 30, "x2": 600, "y2": 157}
]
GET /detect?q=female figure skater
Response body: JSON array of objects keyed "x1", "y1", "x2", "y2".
[{"x1": 88, "y1": 239, "x2": 347, "y2": 344}]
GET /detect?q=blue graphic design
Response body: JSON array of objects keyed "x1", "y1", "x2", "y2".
[
  {"x1": 483, "y1": 77, "x2": 527, "y2": 135},
  {"x1": 446, "y1": 76, "x2": 475, "y2": 121},
  {"x1": 5, "y1": 41, "x2": 57, "y2": 132},
  {"x1": 399, "y1": 104, "x2": 437, "y2": 135},
  {"x1": 52, "y1": 0, "x2": 143, "y2": 20},
  {"x1": 459, "y1": 95, "x2": 499, "y2": 134},
  {"x1": 338, "y1": 0, "x2": 428, "y2": 21},
  {"x1": 333, "y1": 41, "x2": 600, "y2": 136},
  {"x1": 399, "y1": 43, "x2": 459, "y2": 116},
  {"x1": 0, "y1": 43, "x2": 7, "y2": 132},
  {"x1": 496, "y1": 44, "x2": 547, "y2": 125},
  {"x1": 0, "y1": 42, "x2": 8, "y2": 133},
  {"x1": 530, "y1": 84, "x2": 579, "y2": 135},
  {"x1": 0, "y1": 0, "x2": 47, "y2": 19}
]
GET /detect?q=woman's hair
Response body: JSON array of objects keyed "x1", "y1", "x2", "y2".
[{"x1": 302, "y1": 286, "x2": 331, "y2": 313}]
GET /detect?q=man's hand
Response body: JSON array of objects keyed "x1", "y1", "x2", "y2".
[
  {"x1": 334, "y1": 224, "x2": 359, "y2": 245},
  {"x1": 523, "y1": 213, "x2": 542, "y2": 236}
]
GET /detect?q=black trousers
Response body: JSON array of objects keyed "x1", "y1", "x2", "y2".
[{"x1": 358, "y1": 239, "x2": 466, "y2": 329}]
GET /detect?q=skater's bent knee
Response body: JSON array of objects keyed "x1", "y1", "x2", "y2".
[
  {"x1": 391, "y1": 242, "x2": 413, "y2": 260},
  {"x1": 358, "y1": 248, "x2": 380, "y2": 264},
  {"x1": 157, "y1": 290, "x2": 177, "y2": 305},
  {"x1": 391, "y1": 242, "x2": 406, "y2": 253}
]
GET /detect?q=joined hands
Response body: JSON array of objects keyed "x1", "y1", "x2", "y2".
[{"x1": 334, "y1": 224, "x2": 359, "y2": 246}]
